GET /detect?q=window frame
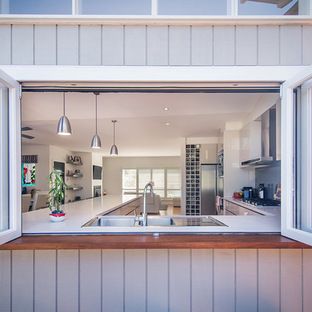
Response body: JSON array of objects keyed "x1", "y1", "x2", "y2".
[{"x1": 0, "y1": 69, "x2": 21, "y2": 245}]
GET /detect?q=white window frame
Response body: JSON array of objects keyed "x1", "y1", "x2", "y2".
[
  {"x1": 0, "y1": 69, "x2": 21, "y2": 244},
  {"x1": 281, "y1": 65, "x2": 312, "y2": 246}
]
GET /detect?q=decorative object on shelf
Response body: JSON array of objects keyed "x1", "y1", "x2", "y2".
[
  {"x1": 66, "y1": 185, "x2": 83, "y2": 191},
  {"x1": 67, "y1": 155, "x2": 82, "y2": 165},
  {"x1": 66, "y1": 169, "x2": 83, "y2": 178},
  {"x1": 91, "y1": 92, "x2": 102, "y2": 149},
  {"x1": 110, "y1": 120, "x2": 119, "y2": 156},
  {"x1": 57, "y1": 92, "x2": 72, "y2": 136},
  {"x1": 48, "y1": 169, "x2": 67, "y2": 222}
]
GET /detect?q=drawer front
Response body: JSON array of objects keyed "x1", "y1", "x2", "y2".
[{"x1": 224, "y1": 200, "x2": 262, "y2": 216}]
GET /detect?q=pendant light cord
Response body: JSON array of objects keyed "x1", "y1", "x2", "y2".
[
  {"x1": 95, "y1": 94, "x2": 98, "y2": 134},
  {"x1": 63, "y1": 92, "x2": 66, "y2": 115},
  {"x1": 113, "y1": 121, "x2": 116, "y2": 144}
]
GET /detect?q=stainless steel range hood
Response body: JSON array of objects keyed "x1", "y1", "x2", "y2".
[{"x1": 241, "y1": 105, "x2": 279, "y2": 167}]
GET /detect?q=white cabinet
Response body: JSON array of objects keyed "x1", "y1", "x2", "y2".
[
  {"x1": 224, "y1": 200, "x2": 262, "y2": 216},
  {"x1": 239, "y1": 120, "x2": 261, "y2": 165}
]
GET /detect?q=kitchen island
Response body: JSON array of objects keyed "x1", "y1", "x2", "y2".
[{"x1": 23, "y1": 195, "x2": 280, "y2": 234}]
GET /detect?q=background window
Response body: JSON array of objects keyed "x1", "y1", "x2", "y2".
[
  {"x1": 78, "y1": 0, "x2": 151, "y2": 15},
  {"x1": 138, "y1": 169, "x2": 152, "y2": 191},
  {"x1": 238, "y1": 0, "x2": 307, "y2": 15},
  {"x1": 158, "y1": 0, "x2": 228, "y2": 15},
  {"x1": 167, "y1": 169, "x2": 181, "y2": 198},
  {"x1": 0, "y1": 0, "x2": 72, "y2": 14},
  {"x1": 152, "y1": 169, "x2": 165, "y2": 197},
  {"x1": 122, "y1": 169, "x2": 137, "y2": 194},
  {"x1": 0, "y1": 88, "x2": 9, "y2": 231}
]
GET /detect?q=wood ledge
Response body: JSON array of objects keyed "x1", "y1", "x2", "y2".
[{"x1": 1, "y1": 234, "x2": 310, "y2": 250}]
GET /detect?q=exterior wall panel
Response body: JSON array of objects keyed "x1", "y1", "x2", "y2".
[
  {"x1": 57, "y1": 26, "x2": 79, "y2": 65},
  {"x1": 124, "y1": 26, "x2": 146, "y2": 65},
  {"x1": 0, "y1": 25, "x2": 11, "y2": 65},
  {"x1": 12, "y1": 25, "x2": 34, "y2": 65},
  {"x1": 213, "y1": 26, "x2": 235, "y2": 65}
]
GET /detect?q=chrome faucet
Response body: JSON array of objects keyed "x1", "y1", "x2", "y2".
[{"x1": 141, "y1": 181, "x2": 154, "y2": 226}]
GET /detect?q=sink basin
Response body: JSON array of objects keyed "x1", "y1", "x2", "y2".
[
  {"x1": 147, "y1": 216, "x2": 175, "y2": 226},
  {"x1": 99, "y1": 216, "x2": 137, "y2": 227}
]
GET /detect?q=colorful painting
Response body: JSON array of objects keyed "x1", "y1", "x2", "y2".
[{"x1": 22, "y1": 163, "x2": 36, "y2": 187}]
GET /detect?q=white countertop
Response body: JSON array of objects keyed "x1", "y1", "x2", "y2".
[{"x1": 23, "y1": 195, "x2": 281, "y2": 234}]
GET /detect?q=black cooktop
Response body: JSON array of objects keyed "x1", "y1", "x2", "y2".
[{"x1": 242, "y1": 198, "x2": 281, "y2": 206}]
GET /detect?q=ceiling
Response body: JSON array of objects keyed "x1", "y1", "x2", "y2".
[{"x1": 21, "y1": 91, "x2": 279, "y2": 156}]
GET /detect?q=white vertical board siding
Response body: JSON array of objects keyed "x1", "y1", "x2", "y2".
[
  {"x1": 169, "y1": 249, "x2": 191, "y2": 312},
  {"x1": 124, "y1": 249, "x2": 146, "y2": 312},
  {"x1": 169, "y1": 26, "x2": 191, "y2": 65},
  {"x1": 124, "y1": 26, "x2": 146, "y2": 65},
  {"x1": 0, "y1": 25, "x2": 11, "y2": 64},
  {"x1": 102, "y1": 250, "x2": 124, "y2": 312},
  {"x1": 12, "y1": 250, "x2": 34, "y2": 312},
  {"x1": 147, "y1": 249, "x2": 169, "y2": 312},
  {"x1": 213, "y1": 26, "x2": 235, "y2": 65},
  {"x1": 236, "y1": 26, "x2": 258, "y2": 65},
  {"x1": 258, "y1": 249, "x2": 280, "y2": 312},
  {"x1": 191, "y1": 249, "x2": 213, "y2": 312},
  {"x1": 303, "y1": 26, "x2": 312, "y2": 65},
  {"x1": 281, "y1": 249, "x2": 303, "y2": 312},
  {"x1": 12, "y1": 25, "x2": 34, "y2": 65},
  {"x1": 57, "y1": 250, "x2": 79, "y2": 312},
  {"x1": 303, "y1": 250, "x2": 312, "y2": 312},
  {"x1": 147, "y1": 26, "x2": 169, "y2": 65},
  {"x1": 79, "y1": 26, "x2": 102, "y2": 66},
  {"x1": 0, "y1": 250, "x2": 11, "y2": 312},
  {"x1": 102, "y1": 26, "x2": 124, "y2": 65},
  {"x1": 34, "y1": 25, "x2": 56, "y2": 65},
  {"x1": 280, "y1": 26, "x2": 302, "y2": 65},
  {"x1": 235, "y1": 249, "x2": 258, "y2": 312},
  {"x1": 57, "y1": 26, "x2": 79, "y2": 65},
  {"x1": 214, "y1": 249, "x2": 235, "y2": 312},
  {"x1": 191, "y1": 26, "x2": 213, "y2": 65},
  {"x1": 80, "y1": 250, "x2": 102, "y2": 312},
  {"x1": 258, "y1": 26, "x2": 280, "y2": 65},
  {"x1": 34, "y1": 250, "x2": 56, "y2": 312}
]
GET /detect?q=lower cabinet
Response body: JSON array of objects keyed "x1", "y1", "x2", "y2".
[{"x1": 224, "y1": 200, "x2": 262, "y2": 216}]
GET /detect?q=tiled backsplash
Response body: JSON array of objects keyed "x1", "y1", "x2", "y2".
[{"x1": 255, "y1": 161, "x2": 281, "y2": 199}]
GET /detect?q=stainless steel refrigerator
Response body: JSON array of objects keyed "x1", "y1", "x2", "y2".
[{"x1": 201, "y1": 164, "x2": 223, "y2": 215}]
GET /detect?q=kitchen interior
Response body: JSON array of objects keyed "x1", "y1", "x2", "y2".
[{"x1": 20, "y1": 85, "x2": 282, "y2": 233}]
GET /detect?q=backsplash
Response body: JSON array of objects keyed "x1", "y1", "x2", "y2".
[{"x1": 255, "y1": 161, "x2": 281, "y2": 199}]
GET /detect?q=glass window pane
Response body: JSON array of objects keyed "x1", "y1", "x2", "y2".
[
  {"x1": 167, "y1": 169, "x2": 181, "y2": 189},
  {"x1": 238, "y1": 0, "x2": 307, "y2": 16},
  {"x1": 0, "y1": 88, "x2": 9, "y2": 231},
  {"x1": 154, "y1": 189, "x2": 165, "y2": 198},
  {"x1": 138, "y1": 169, "x2": 151, "y2": 189},
  {"x1": 79, "y1": 0, "x2": 151, "y2": 15},
  {"x1": 152, "y1": 169, "x2": 165, "y2": 189},
  {"x1": 0, "y1": 0, "x2": 72, "y2": 14},
  {"x1": 167, "y1": 190, "x2": 181, "y2": 198},
  {"x1": 122, "y1": 169, "x2": 137, "y2": 190},
  {"x1": 158, "y1": 0, "x2": 228, "y2": 15}
]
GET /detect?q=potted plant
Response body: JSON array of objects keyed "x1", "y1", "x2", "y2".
[{"x1": 48, "y1": 169, "x2": 67, "y2": 222}]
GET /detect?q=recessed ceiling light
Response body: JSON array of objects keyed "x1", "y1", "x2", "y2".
[
  {"x1": 165, "y1": 122, "x2": 170, "y2": 126},
  {"x1": 164, "y1": 107, "x2": 169, "y2": 111}
]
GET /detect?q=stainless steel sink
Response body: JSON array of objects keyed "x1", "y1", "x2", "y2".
[{"x1": 147, "y1": 216, "x2": 175, "y2": 226}]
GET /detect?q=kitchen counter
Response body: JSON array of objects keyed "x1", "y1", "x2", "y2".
[{"x1": 23, "y1": 195, "x2": 280, "y2": 234}]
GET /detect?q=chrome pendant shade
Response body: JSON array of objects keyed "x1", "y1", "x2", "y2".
[
  {"x1": 57, "y1": 92, "x2": 72, "y2": 135},
  {"x1": 110, "y1": 120, "x2": 118, "y2": 156},
  {"x1": 91, "y1": 92, "x2": 102, "y2": 149}
]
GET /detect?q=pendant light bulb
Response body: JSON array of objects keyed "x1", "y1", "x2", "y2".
[
  {"x1": 110, "y1": 120, "x2": 118, "y2": 156},
  {"x1": 57, "y1": 92, "x2": 72, "y2": 136},
  {"x1": 91, "y1": 92, "x2": 102, "y2": 149}
]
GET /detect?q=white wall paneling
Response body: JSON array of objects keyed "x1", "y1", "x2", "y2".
[
  {"x1": 79, "y1": 26, "x2": 102, "y2": 66},
  {"x1": 124, "y1": 26, "x2": 146, "y2": 65},
  {"x1": 34, "y1": 25, "x2": 57, "y2": 65},
  {"x1": 191, "y1": 26, "x2": 213, "y2": 65},
  {"x1": 169, "y1": 26, "x2": 191, "y2": 65},
  {"x1": 213, "y1": 26, "x2": 235, "y2": 65},
  {"x1": 102, "y1": 26, "x2": 124, "y2": 65},
  {"x1": 0, "y1": 25, "x2": 11, "y2": 65},
  {"x1": 1, "y1": 249, "x2": 312, "y2": 311},
  {"x1": 147, "y1": 26, "x2": 169, "y2": 65},
  {"x1": 258, "y1": 26, "x2": 280, "y2": 65},
  {"x1": 280, "y1": 26, "x2": 302, "y2": 65},
  {"x1": 12, "y1": 25, "x2": 34, "y2": 65},
  {"x1": 236, "y1": 26, "x2": 257, "y2": 65},
  {"x1": 302, "y1": 26, "x2": 312, "y2": 65},
  {"x1": 57, "y1": 26, "x2": 79, "y2": 65}
]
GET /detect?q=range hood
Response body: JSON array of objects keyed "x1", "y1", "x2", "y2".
[{"x1": 241, "y1": 105, "x2": 279, "y2": 167}]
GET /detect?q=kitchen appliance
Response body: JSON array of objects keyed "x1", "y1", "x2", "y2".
[
  {"x1": 201, "y1": 164, "x2": 223, "y2": 215},
  {"x1": 242, "y1": 198, "x2": 280, "y2": 206},
  {"x1": 242, "y1": 186, "x2": 253, "y2": 199}
]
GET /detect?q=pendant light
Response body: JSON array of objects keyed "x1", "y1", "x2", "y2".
[
  {"x1": 110, "y1": 120, "x2": 118, "y2": 156},
  {"x1": 91, "y1": 92, "x2": 102, "y2": 149},
  {"x1": 57, "y1": 92, "x2": 72, "y2": 135}
]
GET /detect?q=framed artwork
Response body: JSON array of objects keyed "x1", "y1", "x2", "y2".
[{"x1": 22, "y1": 163, "x2": 36, "y2": 187}]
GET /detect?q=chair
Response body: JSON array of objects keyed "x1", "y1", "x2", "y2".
[{"x1": 21, "y1": 194, "x2": 32, "y2": 213}]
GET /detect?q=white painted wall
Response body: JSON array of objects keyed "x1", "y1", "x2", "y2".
[
  {"x1": 21, "y1": 144, "x2": 50, "y2": 191},
  {"x1": 102, "y1": 156, "x2": 181, "y2": 195}
]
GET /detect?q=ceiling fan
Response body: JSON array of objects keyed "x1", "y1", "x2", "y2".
[{"x1": 21, "y1": 126, "x2": 35, "y2": 140}]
